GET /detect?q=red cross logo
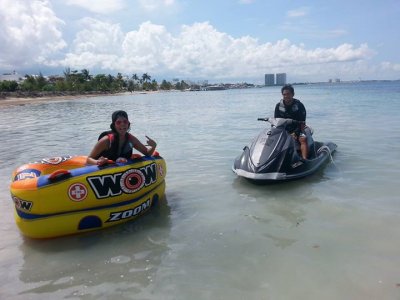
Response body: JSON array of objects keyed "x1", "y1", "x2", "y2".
[
  {"x1": 68, "y1": 183, "x2": 88, "y2": 201},
  {"x1": 158, "y1": 165, "x2": 164, "y2": 177}
]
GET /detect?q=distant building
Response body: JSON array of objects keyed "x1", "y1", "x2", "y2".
[
  {"x1": 276, "y1": 73, "x2": 287, "y2": 85},
  {"x1": 264, "y1": 74, "x2": 275, "y2": 86},
  {"x1": 198, "y1": 80, "x2": 208, "y2": 86},
  {"x1": 0, "y1": 71, "x2": 23, "y2": 82}
]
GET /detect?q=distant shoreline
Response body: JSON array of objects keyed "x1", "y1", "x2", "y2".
[
  {"x1": 0, "y1": 90, "x2": 161, "y2": 107},
  {"x1": 1, "y1": 79, "x2": 398, "y2": 107}
]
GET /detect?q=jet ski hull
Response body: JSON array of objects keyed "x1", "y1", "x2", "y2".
[
  {"x1": 232, "y1": 118, "x2": 337, "y2": 183},
  {"x1": 233, "y1": 141, "x2": 336, "y2": 182}
]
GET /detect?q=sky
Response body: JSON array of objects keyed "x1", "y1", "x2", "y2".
[{"x1": 0, "y1": 0, "x2": 399, "y2": 83}]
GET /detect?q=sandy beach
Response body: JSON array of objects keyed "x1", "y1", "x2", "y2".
[
  {"x1": 0, "y1": 95, "x2": 88, "y2": 107},
  {"x1": 0, "y1": 91, "x2": 167, "y2": 107}
]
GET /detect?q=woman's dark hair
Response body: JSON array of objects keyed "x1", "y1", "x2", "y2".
[{"x1": 281, "y1": 84, "x2": 295, "y2": 95}]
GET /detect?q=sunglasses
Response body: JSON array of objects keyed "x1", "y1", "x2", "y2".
[{"x1": 115, "y1": 119, "x2": 129, "y2": 126}]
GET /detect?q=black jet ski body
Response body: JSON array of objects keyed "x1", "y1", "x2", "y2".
[{"x1": 232, "y1": 118, "x2": 337, "y2": 182}]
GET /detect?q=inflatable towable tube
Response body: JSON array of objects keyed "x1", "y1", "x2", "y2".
[{"x1": 10, "y1": 153, "x2": 167, "y2": 239}]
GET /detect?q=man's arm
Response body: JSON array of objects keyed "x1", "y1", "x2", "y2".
[{"x1": 274, "y1": 103, "x2": 280, "y2": 118}]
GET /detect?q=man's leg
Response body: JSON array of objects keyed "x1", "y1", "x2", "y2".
[{"x1": 299, "y1": 135, "x2": 308, "y2": 160}]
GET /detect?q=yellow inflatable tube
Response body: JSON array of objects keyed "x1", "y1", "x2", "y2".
[{"x1": 10, "y1": 154, "x2": 166, "y2": 239}]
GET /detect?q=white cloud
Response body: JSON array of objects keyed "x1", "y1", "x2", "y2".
[
  {"x1": 380, "y1": 62, "x2": 400, "y2": 72},
  {"x1": 164, "y1": 22, "x2": 238, "y2": 77},
  {"x1": 0, "y1": 1, "x2": 395, "y2": 82},
  {"x1": 0, "y1": 0, "x2": 66, "y2": 69},
  {"x1": 282, "y1": 7, "x2": 347, "y2": 39},
  {"x1": 65, "y1": 0, "x2": 126, "y2": 14},
  {"x1": 281, "y1": 21, "x2": 348, "y2": 39},
  {"x1": 120, "y1": 22, "x2": 173, "y2": 71},
  {"x1": 50, "y1": 20, "x2": 377, "y2": 81},
  {"x1": 73, "y1": 18, "x2": 124, "y2": 54},
  {"x1": 50, "y1": 17, "x2": 124, "y2": 69},
  {"x1": 138, "y1": 0, "x2": 176, "y2": 12},
  {"x1": 287, "y1": 7, "x2": 309, "y2": 18}
]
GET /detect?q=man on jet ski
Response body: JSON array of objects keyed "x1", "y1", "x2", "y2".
[{"x1": 274, "y1": 84, "x2": 308, "y2": 160}]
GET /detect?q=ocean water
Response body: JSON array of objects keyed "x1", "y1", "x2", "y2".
[{"x1": 0, "y1": 81, "x2": 399, "y2": 299}]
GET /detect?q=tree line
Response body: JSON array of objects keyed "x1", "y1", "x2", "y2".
[{"x1": 0, "y1": 68, "x2": 191, "y2": 95}]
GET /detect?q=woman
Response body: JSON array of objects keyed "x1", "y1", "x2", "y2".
[{"x1": 87, "y1": 110, "x2": 157, "y2": 165}]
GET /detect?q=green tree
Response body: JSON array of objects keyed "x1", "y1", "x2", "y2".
[
  {"x1": 20, "y1": 75, "x2": 37, "y2": 91},
  {"x1": 115, "y1": 73, "x2": 125, "y2": 91},
  {"x1": 0, "y1": 80, "x2": 18, "y2": 92},
  {"x1": 160, "y1": 79, "x2": 172, "y2": 90},
  {"x1": 36, "y1": 73, "x2": 47, "y2": 90},
  {"x1": 81, "y1": 69, "x2": 91, "y2": 81},
  {"x1": 42, "y1": 84, "x2": 55, "y2": 92},
  {"x1": 142, "y1": 73, "x2": 151, "y2": 83},
  {"x1": 55, "y1": 79, "x2": 68, "y2": 91},
  {"x1": 150, "y1": 79, "x2": 158, "y2": 91},
  {"x1": 63, "y1": 67, "x2": 71, "y2": 79},
  {"x1": 127, "y1": 80, "x2": 135, "y2": 92},
  {"x1": 132, "y1": 73, "x2": 139, "y2": 82},
  {"x1": 92, "y1": 74, "x2": 111, "y2": 92},
  {"x1": 175, "y1": 80, "x2": 189, "y2": 91}
]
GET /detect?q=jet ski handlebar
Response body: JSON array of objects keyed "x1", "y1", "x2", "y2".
[
  {"x1": 257, "y1": 117, "x2": 269, "y2": 122},
  {"x1": 257, "y1": 117, "x2": 300, "y2": 127}
]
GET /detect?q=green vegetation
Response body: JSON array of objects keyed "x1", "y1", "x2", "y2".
[{"x1": 0, "y1": 68, "x2": 192, "y2": 97}]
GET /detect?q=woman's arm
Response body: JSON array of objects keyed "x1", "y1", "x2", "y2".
[
  {"x1": 130, "y1": 134, "x2": 157, "y2": 156},
  {"x1": 86, "y1": 137, "x2": 109, "y2": 165}
]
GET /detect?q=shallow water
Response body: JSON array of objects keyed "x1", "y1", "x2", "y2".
[{"x1": 1, "y1": 82, "x2": 400, "y2": 299}]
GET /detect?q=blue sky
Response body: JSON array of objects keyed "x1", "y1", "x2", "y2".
[{"x1": 1, "y1": 0, "x2": 399, "y2": 83}]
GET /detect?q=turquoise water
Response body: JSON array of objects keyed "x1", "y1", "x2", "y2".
[{"x1": 0, "y1": 82, "x2": 400, "y2": 299}]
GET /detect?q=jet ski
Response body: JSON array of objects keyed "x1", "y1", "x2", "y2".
[{"x1": 232, "y1": 117, "x2": 337, "y2": 183}]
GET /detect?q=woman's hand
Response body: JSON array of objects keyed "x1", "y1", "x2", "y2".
[
  {"x1": 97, "y1": 156, "x2": 108, "y2": 166},
  {"x1": 145, "y1": 135, "x2": 157, "y2": 148},
  {"x1": 145, "y1": 135, "x2": 157, "y2": 155},
  {"x1": 116, "y1": 157, "x2": 128, "y2": 163}
]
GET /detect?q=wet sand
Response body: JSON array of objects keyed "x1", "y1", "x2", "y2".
[
  {"x1": 0, "y1": 93, "x2": 128, "y2": 107},
  {"x1": 0, "y1": 91, "x2": 164, "y2": 107}
]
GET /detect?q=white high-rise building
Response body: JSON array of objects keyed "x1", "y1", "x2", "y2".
[{"x1": 276, "y1": 73, "x2": 287, "y2": 85}]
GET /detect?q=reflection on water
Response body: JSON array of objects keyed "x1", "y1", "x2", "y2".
[
  {"x1": 17, "y1": 197, "x2": 171, "y2": 298},
  {"x1": 231, "y1": 176, "x2": 318, "y2": 236}
]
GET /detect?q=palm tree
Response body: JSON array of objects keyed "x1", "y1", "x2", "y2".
[
  {"x1": 127, "y1": 80, "x2": 135, "y2": 93},
  {"x1": 81, "y1": 69, "x2": 91, "y2": 81},
  {"x1": 63, "y1": 67, "x2": 71, "y2": 81},
  {"x1": 116, "y1": 73, "x2": 124, "y2": 90},
  {"x1": 142, "y1": 73, "x2": 151, "y2": 83},
  {"x1": 36, "y1": 72, "x2": 46, "y2": 90}
]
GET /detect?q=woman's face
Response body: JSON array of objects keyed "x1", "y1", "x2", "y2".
[{"x1": 114, "y1": 117, "x2": 130, "y2": 133}]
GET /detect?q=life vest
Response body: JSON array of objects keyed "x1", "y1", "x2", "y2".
[
  {"x1": 278, "y1": 99, "x2": 301, "y2": 117},
  {"x1": 276, "y1": 98, "x2": 306, "y2": 134},
  {"x1": 97, "y1": 131, "x2": 133, "y2": 161}
]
